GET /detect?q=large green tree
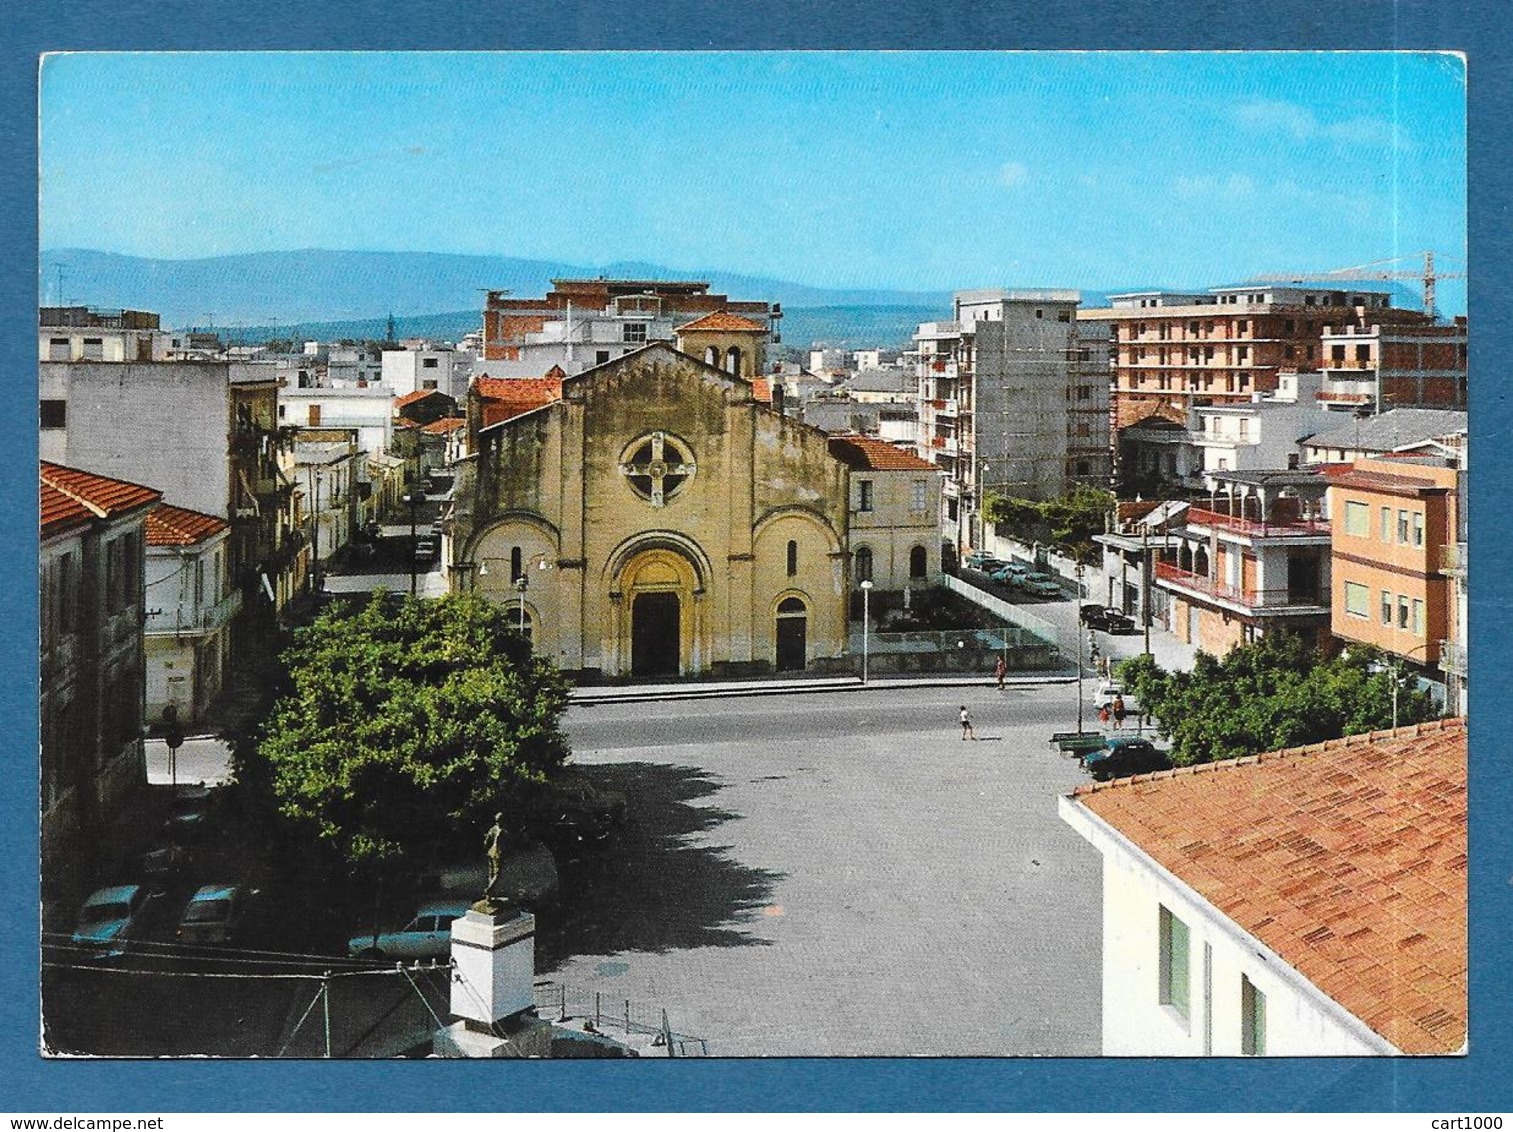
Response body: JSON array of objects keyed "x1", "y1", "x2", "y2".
[
  {"x1": 255, "y1": 592, "x2": 571, "y2": 871},
  {"x1": 1117, "y1": 633, "x2": 1437, "y2": 766},
  {"x1": 982, "y1": 485, "x2": 1115, "y2": 562}
]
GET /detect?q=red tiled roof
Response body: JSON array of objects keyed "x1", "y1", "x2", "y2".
[
  {"x1": 751, "y1": 377, "x2": 773, "y2": 404},
  {"x1": 676, "y1": 311, "x2": 768, "y2": 334},
  {"x1": 394, "y1": 390, "x2": 444, "y2": 409},
  {"x1": 827, "y1": 434, "x2": 939, "y2": 472},
  {"x1": 40, "y1": 462, "x2": 162, "y2": 538},
  {"x1": 474, "y1": 374, "x2": 564, "y2": 429},
  {"x1": 145, "y1": 502, "x2": 230, "y2": 547},
  {"x1": 1072, "y1": 719, "x2": 1467, "y2": 1054},
  {"x1": 421, "y1": 416, "x2": 467, "y2": 435}
]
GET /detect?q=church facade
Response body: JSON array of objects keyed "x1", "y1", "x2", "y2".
[{"x1": 447, "y1": 339, "x2": 871, "y2": 679}]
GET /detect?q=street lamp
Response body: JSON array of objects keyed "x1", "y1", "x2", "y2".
[
  {"x1": 515, "y1": 574, "x2": 529, "y2": 633},
  {"x1": 1391, "y1": 641, "x2": 1437, "y2": 730},
  {"x1": 402, "y1": 491, "x2": 420, "y2": 597},
  {"x1": 307, "y1": 467, "x2": 323, "y2": 596},
  {"x1": 859, "y1": 579, "x2": 874, "y2": 685}
]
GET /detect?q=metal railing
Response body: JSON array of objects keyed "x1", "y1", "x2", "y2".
[
  {"x1": 533, "y1": 981, "x2": 708, "y2": 1056},
  {"x1": 1185, "y1": 506, "x2": 1330, "y2": 538},
  {"x1": 940, "y1": 574, "x2": 1059, "y2": 645},
  {"x1": 1154, "y1": 562, "x2": 1324, "y2": 610}
]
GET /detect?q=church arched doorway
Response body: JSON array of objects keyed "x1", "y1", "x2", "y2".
[
  {"x1": 632, "y1": 591, "x2": 681, "y2": 677},
  {"x1": 775, "y1": 596, "x2": 807, "y2": 672}
]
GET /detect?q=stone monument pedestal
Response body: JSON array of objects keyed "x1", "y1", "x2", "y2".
[{"x1": 433, "y1": 899, "x2": 551, "y2": 1058}]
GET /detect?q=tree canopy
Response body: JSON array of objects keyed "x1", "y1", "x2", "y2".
[
  {"x1": 982, "y1": 485, "x2": 1114, "y2": 563},
  {"x1": 1117, "y1": 633, "x2": 1438, "y2": 766},
  {"x1": 255, "y1": 592, "x2": 571, "y2": 871}
]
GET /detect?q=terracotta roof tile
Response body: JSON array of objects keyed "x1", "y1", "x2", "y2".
[
  {"x1": 393, "y1": 390, "x2": 445, "y2": 409},
  {"x1": 676, "y1": 310, "x2": 768, "y2": 334},
  {"x1": 474, "y1": 374, "x2": 565, "y2": 429},
  {"x1": 40, "y1": 462, "x2": 162, "y2": 538},
  {"x1": 751, "y1": 377, "x2": 773, "y2": 403},
  {"x1": 145, "y1": 502, "x2": 230, "y2": 547},
  {"x1": 421, "y1": 416, "x2": 467, "y2": 435},
  {"x1": 1072, "y1": 719, "x2": 1466, "y2": 1054},
  {"x1": 827, "y1": 434, "x2": 939, "y2": 472}
]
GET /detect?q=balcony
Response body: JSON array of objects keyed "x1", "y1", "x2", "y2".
[
  {"x1": 932, "y1": 398, "x2": 960, "y2": 417},
  {"x1": 145, "y1": 589, "x2": 244, "y2": 637},
  {"x1": 1440, "y1": 639, "x2": 1467, "y2": 675},
  {"x1": 1154, "y1": 562, "x2": 1327, "y2": 614},
  {"x1": 1184, "y1": 506, "x2": 1330, "y2": 540},
  {"x1": 929, "y1": 435, "x2": 961, "y2": 456},
  {"x1": 1441, "y1": 542, "x2": 1467, "y2": 575}
]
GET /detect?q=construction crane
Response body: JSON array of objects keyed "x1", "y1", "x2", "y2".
[{"x1": 1248, "y1": 250, "x2": 1464, "y2": 320}]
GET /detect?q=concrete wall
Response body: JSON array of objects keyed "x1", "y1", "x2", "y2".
[{"x1": 974, "y1": 303, "x2": 1075, "y2": 502}]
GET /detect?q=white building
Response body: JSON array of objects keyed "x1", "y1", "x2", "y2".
[
  {"x1": 278, "y1": 385, "x2": 395, "y2": 462},
  {"x1": 293, "y1": 435, "x2": 363, "y2": 566},
  {"x1": 40, "y1": 307, "x2": 173, "y2": 363},
  {"x1": 144, "y1": 503, "x2": 240, "y2": 725},
  {"x1": 1300, "y1": 408, "x2": 1469, "y2": 465},
  {"x1": 1060, "y1": 719, "x2": 1466, "y2": 1056},
  {"x1": 382, "y1": 344, "x2": 468, "y2": 401}
]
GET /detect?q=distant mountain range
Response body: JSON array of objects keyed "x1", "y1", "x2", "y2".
[{"x1": 38, "y1": 247, "x2": 1422, "y2": 353}]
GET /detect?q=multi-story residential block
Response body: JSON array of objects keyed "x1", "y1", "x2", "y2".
[
  {"x1": 278, "y1": 384, "x2": 395, "y2": 464},
  {"x1": 1079, "y1": 285, "x2": 1430, "y2": 432},
  {"x1": 293, "y1": 432, "x2": 364, "y2": 569},
  {"x1": 916, "y1": 289, "x2": 1111, "y2": 550},
  {"x1": 1154, "y1": 468, "x2": 1332, "y2": 655},
  {"x1": 382, "y1": 342, "x2": 468, "y2": 401},
  {"x1": 39, "y1": 306, "x2": 172, "y2": 363},
  {"x1": 39, "y1": 359, "x2": 300, "y2": 626},
  {"x1": 1327, "y1": 454, "x2": 1461, "y2": 695},
  {"x1": 1300, "y1": 407, "x2": 1467, "y2": 465},
  {"x1": 144, "y1": 503, "x2": 240, "y2": 725},
  {"x1": 41, "y1": 462, "x2": 161, "y2": 904},
  {"x1": 827, "y1": 435, "x2": 943, "y2": 592},
  {"x1": 1060, "y1": 718, "x2": 1466, "y2": 1056},
  {"x1": 327, "y1": 343, "x2": 385, "y2": 385},
  {"x1": 482, "y1": 279, "x2": 779, "y2": 372},
  {"x1": 1316, "y1": 317, "x2": 1467, "y2": 412}
]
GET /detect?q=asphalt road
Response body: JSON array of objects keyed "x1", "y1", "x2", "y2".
[{"x1": 553, "y1": 683, "x2": 1104, "y2": 1056}]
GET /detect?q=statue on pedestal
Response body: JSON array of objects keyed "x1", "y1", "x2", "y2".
[{"x1": 474, "y1": 812, "x2": 514, "y2": 915}]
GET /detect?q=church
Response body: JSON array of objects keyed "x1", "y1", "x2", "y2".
[{"x1": 445, "y1": 317, "x2": 941, "y2": 680}]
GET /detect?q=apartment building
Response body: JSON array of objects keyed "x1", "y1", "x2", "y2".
[
  {"x1": 1328, "y1": 454, "x2": 1460, "y2": 693},
  {"x1": 39, "y1": 306, "x2": 172, "y2": 363},
  {"x1": 1316, "y1": 317, "x2": 1467, "y2": 412},
  {"x1": 1078, "y1": 285, "x2": 1429, "y2": 431},
  {"x1": 827, "y1": 434, "x2": 943, "y2": 592},
  {"x1": 1154, "y1": 469, "x2": 1332, "y2": 655},
  {"x1": 481, "y1": 279, "x2": 779, "y2": 372},
  {"x1": 915, "y1": 289, "x2": 1111, "y2": 550},
  {"x1": 382, "y1": 342, "x2": 470, "y2": 401}
]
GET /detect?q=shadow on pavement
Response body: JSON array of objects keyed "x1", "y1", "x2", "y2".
[{"x1": 536, "y1": 761, "x2": 784, "y2": 970}]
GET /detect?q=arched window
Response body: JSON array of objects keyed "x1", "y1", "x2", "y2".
[
  {"x1": 725, "y1": 346, "x2": 742, "y2": 375},
  {"x1": 786, "y1": 539, "x2": 798, "y2": 577},
  {"x1": 909, "y1": 545, "x2": 928, "y2": 579},
  {"x1": 777, "y1": 596, "x2": 806, "y2": 614},
  {"x1": 704, "y1": 346, "x2": 719, "y2": 366},
  {"x1": 854, "y1": 546, "x2": 873, "y2": 584}
]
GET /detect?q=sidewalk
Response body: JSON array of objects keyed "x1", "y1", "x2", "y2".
[{"x1": 570, "y1": 669, "x2": 1081, "y2": 705}]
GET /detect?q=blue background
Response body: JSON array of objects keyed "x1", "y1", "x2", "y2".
[{"x1": 3, "y1": 0, "x2": 1505, "y2": 1113}]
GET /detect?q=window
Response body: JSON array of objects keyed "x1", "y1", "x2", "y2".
[
  {"x1": 1057, "y1": 310, "x2": 1071, "y2": 323},
  {"x1": 1344, "y1": 582, "x2": 1369, "y2": 618},
  {"x1": 1343, "y1": 501, "x2": 1370, "y2": 536},
  {"x1": 1035, "y1": 308, "x2": 1043, "y2": 319},
  {"x1": 1283, "y1": 319, "x2": 1296, "y2": 335},
  {"x1": 1397, "y1": 510, "x2": 1410, "y2": 543},
  {"x1": 622, "y1": 322, "x2": 647, "y2": 344},
  {"x1": 1412, "y1": 599, "x2": 1425, "y2": 635},
  {"x1": 1380, "y1": 507, "x2": 1391, "y2": 541},
  {"x1": 1076, "y1": 460, "x2": 1090, "y2": 476},
  {"x1": 857, "y1": 480, "x2": 874, "y2": 513},
  {"x1": 1412, "y1": 511, "x2": 1424, "y2": 547},
  {"x1": 40, "y1": 400, "x2": 66, "y2": 429},
  {"x1": 1355, "y1": 344, "x2": 1370, "y2": 363},
  {"x1": 1381, "y1": 590, "x2": 1393, "y2": 625},
  {"x1": 1331, "y1": 344, "x2": 1346, "y2": 362},
  {"x1": 786, "y1": 539, "x2": 798, "y2": 577},
  {"x1": 854, "y1": 546, "x2": 873, "y2": 583},
  {"x1": 911, "y1": 480, "x2": 928, "y2": 512},
  {"x1": 510, "y1": 546, "x2": 522, "y2": 582},
  {"x1": 910, "y1": 545, "x2": 928, "y2": 579},
  {"x1": 422, "y1": 379, "x2": 438, "y2": 390},
  {"x1": 1398, "y1": 594, "x2": 1410, "y2": 630},
  {"x1": 1241, "y1": 975, "x2": 1267, "y2": 1056},
  {"x1": 1158, "y1": 905, "x2": 1191, "y2": 1020},
  {"x1": 422, "y1": 357, "x2": 439, "y2": 369},
  {"x1": 596, "y1": 350, "x2": 611, "y2": 364}
]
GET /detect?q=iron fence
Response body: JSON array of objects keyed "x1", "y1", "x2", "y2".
[{"x1": 533, "y1": 980, "x2": 709, "y2": 1057}]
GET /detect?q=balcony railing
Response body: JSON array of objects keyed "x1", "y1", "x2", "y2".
[
  {"x1": 1316, "y1": 390, "x2": 1373, "y2": 404},
  {"x1": 1154, "y1": 561, "x2": 1325, "y2": 611},
  {"x1": 1185, "y1": 507, "x2": 1330, "y2": 539},
  {"x1": 1441, "y1": 542, "x2": 1467, "y2": 574},
  {"x1": 145, "y1": 590, "x2": 244, "y2": 636},
  {"x1": 1440, "y1": 639, "x2": 1467, "y2": 674}
]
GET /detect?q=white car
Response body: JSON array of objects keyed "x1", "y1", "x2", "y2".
[
  {"x1": 72, "y1": 884, "x2": 151, "y2": 959},
  {"x1": 348, "y1": 899, "x2": 470, "y2": 960},
  {"x1": 1094, "y1": 681, "x2": 1140, "y2": 715}
]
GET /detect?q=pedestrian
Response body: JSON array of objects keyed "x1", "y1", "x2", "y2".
[
  {"x1": 994, "y1": 655, "x2": 1007, "y2": 691},
  {"x1": 1098, "y1": 703, "x2": 1111, "y2": 727},
  {"x1": 959, "y1": 705, "x2": 976, "y2": 741},
  {"x1": 1112, "y1": 694, "x2": 1127, "y2": 729}
]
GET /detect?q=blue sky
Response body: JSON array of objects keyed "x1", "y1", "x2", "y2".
[{"x1": 39, "y1": 51, "x2": 1467, "y2": 310}]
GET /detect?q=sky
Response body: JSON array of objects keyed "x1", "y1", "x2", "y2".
[{"x1": 39, "y1": 51, "x2": 1468, "y2": 311}]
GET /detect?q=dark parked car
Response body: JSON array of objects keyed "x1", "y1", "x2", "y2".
[
  {"x1": 529, "y1": 773, "x2": 627, "y2": 857},
  {"x1": 1082, "y1": 735, "x2": 1172, "y2": 781},
  {"x1": 1080, "y1": 604, "x2": 1136, "y2": 633}
]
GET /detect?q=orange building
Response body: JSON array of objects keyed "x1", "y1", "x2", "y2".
[{"x1": 1328, "y1": 455, "x2": 1460, "y2": 672}]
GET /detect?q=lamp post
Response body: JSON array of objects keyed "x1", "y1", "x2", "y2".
[
  {"x1": 403, "y1": 491, "x2": 420, "y2": 597},
  {"x1": 307, "y1": 467, "x2": 323, "y2": 596},
  {"x1": 515, "y1": 574, "x2": 529, "y2": 633},
  {"x1": 1391, "y1": 641, "x2": 1437, "y2": 730},
  {"x1": 1141, "y1": 522, "x2": 1153, "y2": 659},
  {"x1": 860, "y1": 579, "x2": 874, "y2": 684},
  {"x1": 1075, "y1": 564, "x2": 1086, "y2": 733}
]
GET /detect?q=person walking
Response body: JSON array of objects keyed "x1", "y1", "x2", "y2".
[
  {"x1": 959, "y1": 705, "x2": 976, "y2": 741},
  {"x1": 1112, "y1": 694, "x2": 1127, "y2": 730},
  {"x1": 994, "y1": 655, "x2": 1007, "y2": 691}
]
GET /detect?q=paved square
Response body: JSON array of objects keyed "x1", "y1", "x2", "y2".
[{"x1": 549, "y1": 686, "x2": 1103, "y2": 1056}]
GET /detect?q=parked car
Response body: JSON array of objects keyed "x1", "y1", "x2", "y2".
[
  {"x1": 1082, "y1": 735, "x2": 1172, "y2": 781},
  {"x1": 1080, "y1": 605, "x2": 1136, "y2": 633},
  {"x1": 1022, "y1": 572, "x2": 1062, "y2": 598},
  {"x1": 177, "y1": 884, "x2": 249, "y2": 946},
  {"x1": 988, "y1": 562, "x2": 1030, "y2": 587},
  {"x1": 528, "y1": 772, "x2": 628, "y2": 858},
  {"x1": 963, "y1": 552, "x2": 1003, "y2": 571},
  {"x1": 162, "y1": 785, "x2": 217, "y2": 842},
  {"x1": 348, "y1": 899, "x2": 471, "y2": 960},
  {"x1": 1093, "y1": 680, "x2": 1140, "y2": 715},
  {"x1": 71, "y1": 884, "x2": 151, "y2": 959}
]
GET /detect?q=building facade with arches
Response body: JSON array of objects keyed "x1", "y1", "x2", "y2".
[{"x1": 448, "y1": 340, "x2": 883, "y2": 679}]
